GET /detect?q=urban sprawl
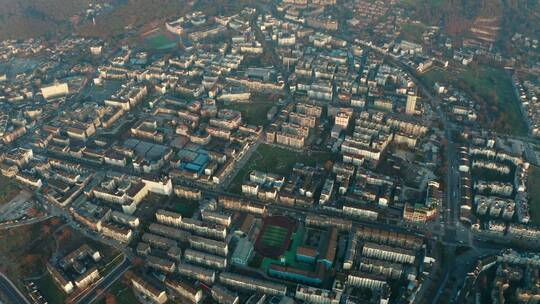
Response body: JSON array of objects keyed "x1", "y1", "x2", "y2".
[{"x1": 1, "y1": 1, "x2": 540, "y2": 304}]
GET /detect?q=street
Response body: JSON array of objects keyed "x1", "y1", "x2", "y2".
[{"x1": 0, "y1": 272, "x2": 30, "y2": 304}]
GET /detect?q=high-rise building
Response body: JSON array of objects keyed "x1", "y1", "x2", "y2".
[{"x1": 406, "y1": 93, "x2": 417, "y2": 115}]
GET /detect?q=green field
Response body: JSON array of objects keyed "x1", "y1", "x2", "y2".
[
  {"x1": 0, "y1": 175, "x2": 20, "y2": 206},
  {"x1": 224, "y1": 102, "x2": 276, "y2": 126},
  {"x1": 528, "y1": 166, "x2": 540, "y2": 225},
  {"x1": 228, "y1": 144, "x2": 334, "y2": 193},
  {"x1": 144, "y1": 32, "x2": 177, "y2": 50},
  {"x1": 400, "y1": 22, "x2": 426, "y2": 43},
  {"x1": 35, "y1": 273, "x2": 66, "y2": 304},
  {"x1": 261, "y1": 225, "x2": 289, "y2": 247},
  {"x1": 420, "y1": 65, "x2": 527, "y2": 136}
]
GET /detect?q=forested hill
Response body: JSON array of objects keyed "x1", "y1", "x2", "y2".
[
  {"x1": 0, "y1": 0, "x2": 104, "y2": 39},
  {"x1": 0, "y1": 0, "x2": 537, "y2": 41},
  {"x1": 405, "y1": 0, "x2": 539, "y2": 37}
]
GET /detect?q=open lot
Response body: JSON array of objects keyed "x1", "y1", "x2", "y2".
[
  {"x1": 228, "y1": 144, "x2": 334, "y2": 193},
  {"x1": 224, "y1": 101, "x2": 276, "y2": 126}
]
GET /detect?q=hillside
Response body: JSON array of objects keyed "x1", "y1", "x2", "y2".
[
  {"x1": 0, "y1": 0, "x2": 197, "y2": 40},
  {"x1": 0, "y1": 0, "x2": 105, "y2": 39},
  {"x1": 403, "y1": 0, "x2": 539, "y2": 51},
  {"x1": 76, "y1": 0, "x2": 193, "y2": 39}
]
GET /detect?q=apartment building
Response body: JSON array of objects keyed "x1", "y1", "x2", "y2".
[
  {"x1": 184, "y1": 249, "x2": 228, "y2": 269},
  {"x1": 218, "y1": 272, "x2": 287, "y2": 296},
  {"x1": 362, "y1": 242, "x2": 416, "y2": 264},
  {"x1": 155, "y1": 209, "x2": 183, "y2": 227},
  {"x1": 130, "y1": 274, "x2": 168, "y2": 304}
]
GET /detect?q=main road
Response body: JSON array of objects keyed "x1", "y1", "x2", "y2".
[{"x1": 0, "y1": 272, "x2": 30, "y2": 304}]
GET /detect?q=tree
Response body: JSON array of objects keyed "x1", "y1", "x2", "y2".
[
  {"x1": 26, "y1": 207, "x2": 38, "y2": 217},
  {"x1": 105, "y1": 293, "x2": 117, "y2": 304},
  {"x1": 132, "y1": 257, "x2": 144, "y2": 267},
  {"x1": 57, "y1": 228, "x2": 72, "y2": 242},
  {"x1": 324, "y1": 160, "x2": 334, "y2": 171},
  {"x1": 50, "y1": 217, "x2": 61, "y2": 226},
  {"x1": 22, "y1": 254, "x2": 39, "y2": 266},
  {"x1": 41, "y1": 224, "x2": 51, "y2": 235}
]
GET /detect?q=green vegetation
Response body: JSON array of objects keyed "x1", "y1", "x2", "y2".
[
  {"x1": 228, "y1": 144, "x2": 334, "y2": 193},
  {"x1": 527, "y1": 166, "x2": 540, "y2": 225},
  {"x1": 35, "y1": 273, "x2": 66, "y2": 304},
  {"x1": 459, "y1": 65, "x2": 526, "y2": 136},
  {"x1": 420, "y1": 65, "x2": 527, "y2": 136},
  {"x1": 224, "y1": 102, "x2": 275, "y2": 126},
  {"x1": 0, "y1": 175, "x2": 19, "y2": 206}
]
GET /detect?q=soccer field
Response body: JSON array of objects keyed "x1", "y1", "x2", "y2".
[{"x1": 261, "y1": 225, "x2": 289, "y2": 247}]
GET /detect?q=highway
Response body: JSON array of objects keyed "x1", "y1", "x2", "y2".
[{"x1": 0, "y1": 272, "x2": 30, "y2": 304}]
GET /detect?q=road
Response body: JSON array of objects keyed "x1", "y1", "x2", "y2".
[
  {"x1": 346, "y1": 38, "x2": 493, "y2": 304},
  {"x1": 0, "y1": 272, "x2": 30, "y2": 304},
  {"x1": 0, "y1": 215, "x2": 53, "y2": 230}
]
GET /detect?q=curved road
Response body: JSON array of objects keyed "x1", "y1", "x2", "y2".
[{"x1": 0, "y1": 272, "x2": 30, "y2": 304}]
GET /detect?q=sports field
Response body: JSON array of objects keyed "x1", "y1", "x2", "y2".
[
  {"x1": 261, "y1": 225, "x2": 289, "y2": 247},
  {"x1": 255, "y1": 215, "x2": 295, "y2": 258}
]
